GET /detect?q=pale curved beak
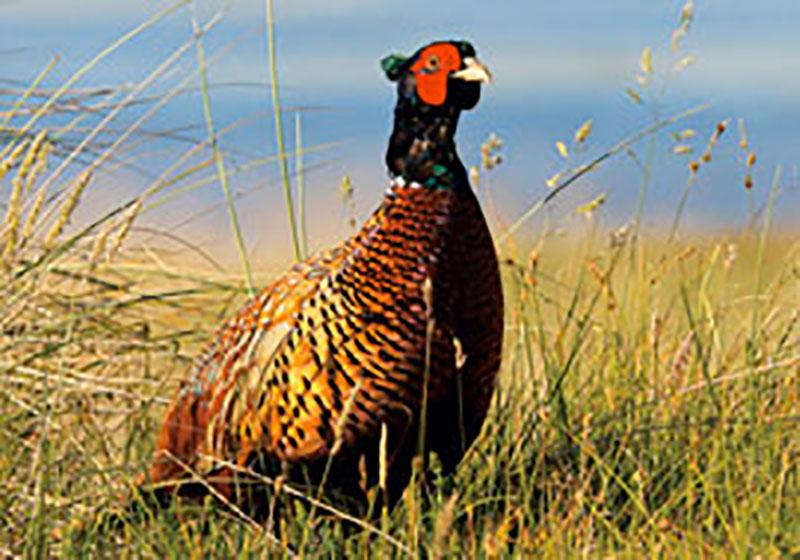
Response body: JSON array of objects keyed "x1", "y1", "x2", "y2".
[{"x1": 451, "y1": 57, "x2": 493, "y2": 84}]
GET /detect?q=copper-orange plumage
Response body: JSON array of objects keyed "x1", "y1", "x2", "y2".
[{"x1": 145, "y1": 40, "x2": 503, "y2": 512}]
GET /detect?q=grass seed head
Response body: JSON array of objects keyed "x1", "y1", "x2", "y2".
[
  {"x1": 724, "y1": 242, "x2": 738, "y2": 271},
  {"x1": 624, "y1": 87, "x2": 642, "y2": 104},
  {"x1": 2, "y1": 176, "x2": 25, "y2": 264},
  {"x1": 640, "y1": 47, "x2": 653, "y2": 74},
  {"x1": 469, "y1": 165, "x2": 480, "y2": 189},
  {"x1": 43, "y1": 170, "x2": 93, "y2": 248},
  {"x1": 671, "y1": 28, "x2": 686, "y2": 52},
  {"x1": 107, "y1": 198, "x2": 143, "y2": 261},
  {"x1": 90, "y1": 226, "x2": 112, "y2": 267},
  {"x1": 574, "y1": 119, "x2": 593, "y2": 144},
  {"x1": 714, "y1": 120, "x2": 728, "y2": 138},
  {"x1": 0, "y1": 139, "x2": 30, "y2": 181},
  {"x1": 23, "y1": 142, "x2": 50, "y2": 197},
  {"x1": 22, "y1": 157, "x2": 52, "y2": 242},
  {"x1": 339, "y1": 174, "x2": 353, "y2": 201},
  {"x1": 610, "y1": 224, "x2": 631, "y2": 247},
  {"x1": 546, "y1": 171, "x2": 563, "y2": 189},
  {"x1": 555, "y1": 141, "x2": 569, "y2": 159},
  {"x1": 432, "y1": 493, "x2": 459, "y2": 559},
  {"x1": 738, "y1": 118, "x2": 750, "y2": 150},
  {"x1": 674, "y1": 55, "x2": 695, "y2": 72},
  {"x1": 575, "y1": 192, "x2": 607, "y2": 219},
  {"x1": 681, "y1": 1, "x2": 695, "y2": 25},
  {"x1": 17, "y1": 129, "x2": 48, "y2": 186},
  {"x1": 527, "y1": 249, "x2": 539, "y2": 274},
  {"x1": 671, "y1": 331, "x2": 696, "y2": 389},
  {"x1": 481, "y1": 133, "x2": 504, "y2": 170}
]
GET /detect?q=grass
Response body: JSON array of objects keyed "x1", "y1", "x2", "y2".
[{"x1": 1, "y1": 1, "x2": 798, "y2": 557}]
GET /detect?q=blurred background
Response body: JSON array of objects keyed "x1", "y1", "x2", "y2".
[{"x1": 2, "y1": 0, "x2": 798, "y2": 266}]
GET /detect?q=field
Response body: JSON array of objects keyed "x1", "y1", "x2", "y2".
[{"x1": 1, "y1": 2, "x2": 798, "y2": 557}]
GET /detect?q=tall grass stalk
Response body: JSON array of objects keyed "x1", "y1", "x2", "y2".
[
  {"x1": 265, "y1": 0, "x2": 302, "y2": 262},
  {"x1": 0, "y1": 54, "x2": 59, "y2": 132},
  {"x1": 668, "y1": 171, "x2": 698, "y2": 243},
  {"x1": 190, "y1": 3, "x2": 255, "y2": 295},
  {"x1": 295, "y1": 111, "x2": 308, "y2": 258},
  {"x1": 751, "y1": 165, "x2": 781, "y2": 346}
]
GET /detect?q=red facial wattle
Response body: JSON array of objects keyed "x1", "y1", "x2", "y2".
[{"x1": 410, "y1": 43, "x2": 462, "y2": 106}]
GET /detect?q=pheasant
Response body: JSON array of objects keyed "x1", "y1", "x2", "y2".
[{"x1": 144, "y1": 40, "x2": 503, "y2": 512}]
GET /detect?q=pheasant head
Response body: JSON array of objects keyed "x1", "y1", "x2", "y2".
[{"x1": 382, "y1": 40, "x2": 492, "y2": 188}]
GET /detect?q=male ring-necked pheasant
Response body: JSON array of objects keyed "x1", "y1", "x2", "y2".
[{"x1": 145, "y1": 40, "x2": 503, "y2": 512}]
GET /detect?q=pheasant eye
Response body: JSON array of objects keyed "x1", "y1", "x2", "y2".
[{"x1": 425, "y1": 55, "x2": 440, "y2": 71}]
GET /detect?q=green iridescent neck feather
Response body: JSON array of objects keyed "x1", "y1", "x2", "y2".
[
  {"x1": 384, "y1": 58, "x2": 478, "y2": 191},
  {"x1": 385, "y1": 102, "x2": 469, "y2": 190}
]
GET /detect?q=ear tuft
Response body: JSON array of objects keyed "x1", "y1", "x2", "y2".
[
  {"x1": 452, "y1": 40, "x2": 476, "y2": 58},
  {"x1": 381, "y1": 53, "x2": 408, "y2": 82}
]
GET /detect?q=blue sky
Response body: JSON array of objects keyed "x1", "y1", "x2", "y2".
[{"x1": 1, "y1": 1, "x2": 798, "y2": 260}]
